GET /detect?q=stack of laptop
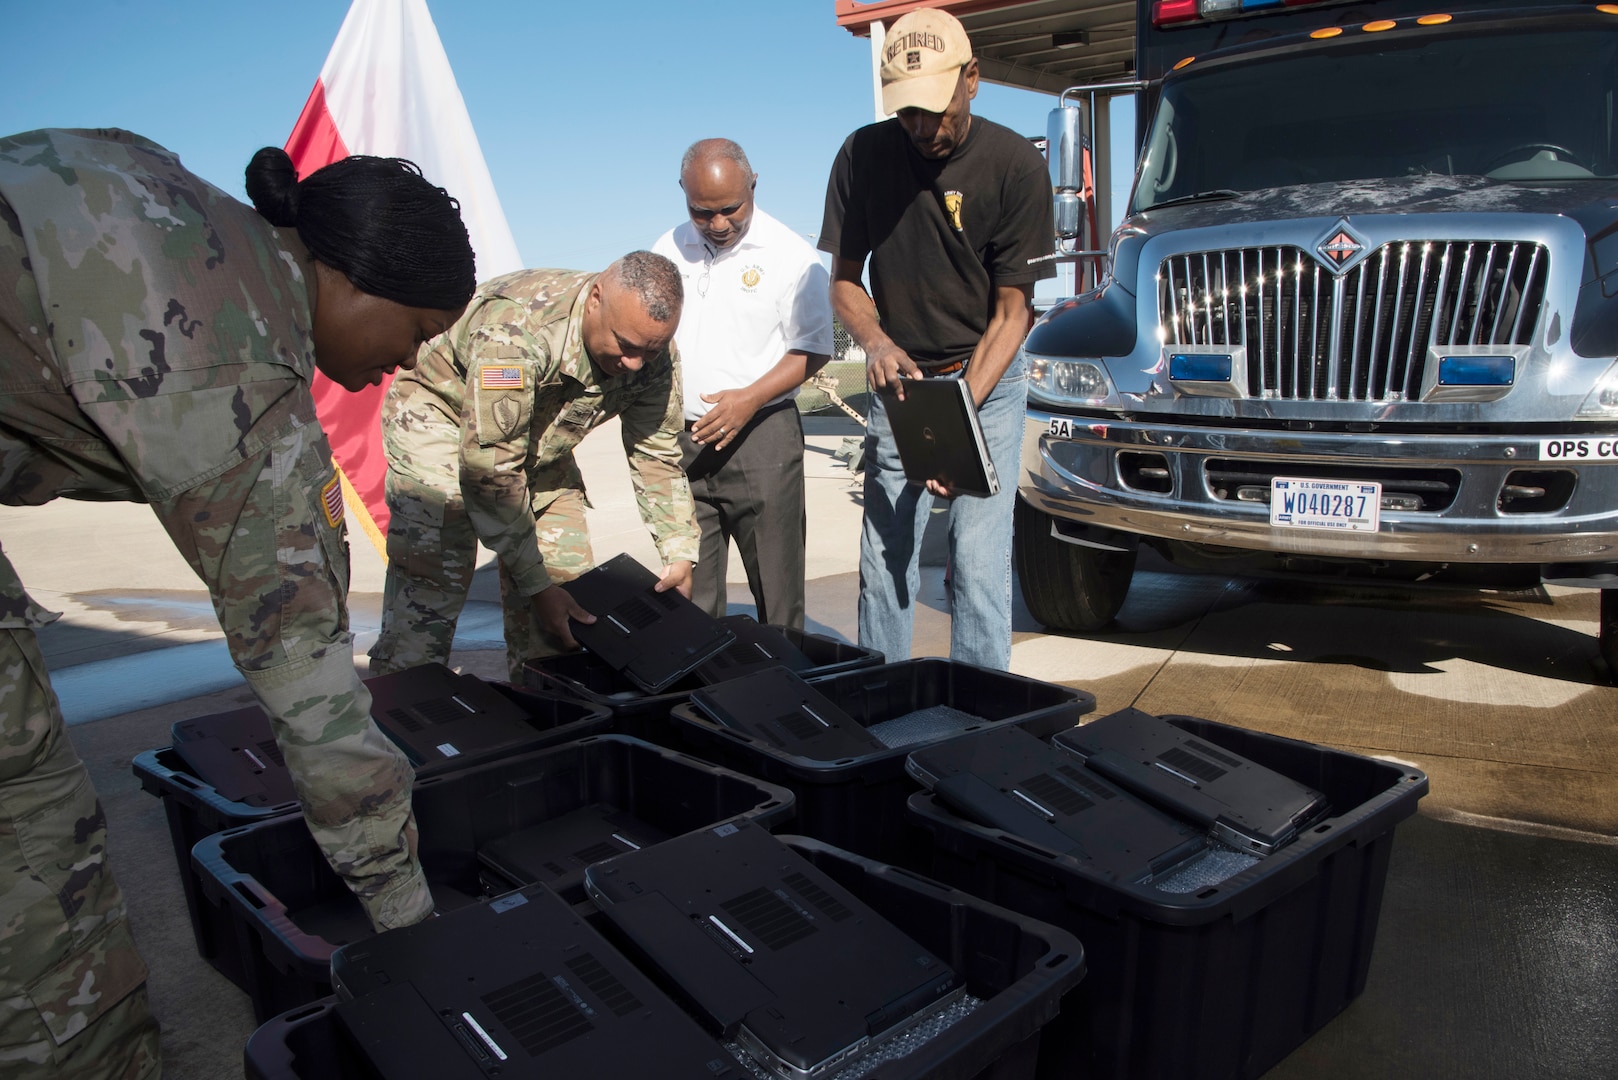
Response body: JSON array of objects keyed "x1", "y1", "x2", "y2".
[
  {"x1": 694, "y1": 616, "x2": 816, "y2": 685},
  {"x1": 685, "y1": 664, "x2": 993, "y2": 761},
  {"x1": 907, "y1": 726, "x2": 1208, "y2": 884},
  {"x1": 171, "y1": 664, "x2": 552, "y2": 801},
  {"x1": 585, "y1": 819, "x2": 970, "y2": 1080},
  {"x1": 687, "y1": 667, "x2": 887, "y2": 761},
  {"x1": 563, "y1": 553, "x2": 736, "y2": 693},
  {"x1": 328, "y1": 821, "x2": 975, "y2": 1080},
  {"x1": 906, "y1": 710, "x2": 1331, "y2": 889},
  {"x1": 330, "y1": 884, "x2": 752, "y2": 1079},
  {"x1": 367, "y1": 663, "x2": 552, "y2": 772},
  {"x1": 1051, "y1": 707, "x2": 1329, "y2": 857},
  {"x1": 171, "y1": 706, "x2": 296, "y2": 808},
  {"x1": 475, "y1": 803, "x2": 670, "y2": 900}
]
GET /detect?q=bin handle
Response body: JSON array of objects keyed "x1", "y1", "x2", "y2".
[
  {"x1": 231, "y1": 877, "x2": 281, "y2": 913},
  {"x1": 885, "y1": 865, "x2": 957, "y2": 900}
]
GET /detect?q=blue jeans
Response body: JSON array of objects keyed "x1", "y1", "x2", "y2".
[{"x1": 858, "y1": 356, "x2": 1027, "y2": 669}]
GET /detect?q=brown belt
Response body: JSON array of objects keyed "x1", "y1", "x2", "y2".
[{"x1": 921, "y1": 360, "x2": 965, "y2": 377}]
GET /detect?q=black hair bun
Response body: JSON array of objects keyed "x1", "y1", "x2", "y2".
[{"x1": 245, "y1": 146, "x2": 300, "y2": 227}]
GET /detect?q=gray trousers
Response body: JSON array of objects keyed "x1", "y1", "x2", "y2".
[{"x1": 678, "y1": 401, "x2": 807, "y2": 630}]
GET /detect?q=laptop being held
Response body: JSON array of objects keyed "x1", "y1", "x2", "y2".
[
  {"x1": 562, "y1": 553, "x2": 735, "y2": 694},
  {"x1": 883, "y1": 377, "x2": 1000, "y2": 498}
]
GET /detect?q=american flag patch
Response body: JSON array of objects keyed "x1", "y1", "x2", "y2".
[
  {"x1": 479, "y1": 365, "x2": 523, "y2": 390},
  {"x1": 320, "y1": 472, "x2": 345, "y2": 529}
]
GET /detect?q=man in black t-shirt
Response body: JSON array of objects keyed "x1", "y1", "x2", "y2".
[{"x1": 819, "y1": 8, "x2": 1054, "y2": 670}]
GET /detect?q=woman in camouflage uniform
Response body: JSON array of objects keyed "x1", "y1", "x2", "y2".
[{"x1": 0, "y1": 128, "x2": 474, "y2": 1080}]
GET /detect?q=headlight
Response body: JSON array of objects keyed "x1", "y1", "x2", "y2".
[
  {"x1": 1028, "y1": 354, "x2": 1120, "y2": 407},
  {"x1": 1576, "y1": 360, "x2": 1618, "y2": 418}
]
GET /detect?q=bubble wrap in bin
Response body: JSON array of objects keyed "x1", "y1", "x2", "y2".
[
  {"x1": 1151, "y1": 843, "x2": 1262, "y2": 894},
  {"x1": 867, "y1": 705, "x2": 983, "y2": 749},
  {"x1": 726, "y1": 994, "x2": 983, "y2": 1080}
]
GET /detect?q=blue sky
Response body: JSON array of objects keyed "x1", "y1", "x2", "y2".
[{"x1": 1, "y1": 0, "x2": 1070, "y2": 276}]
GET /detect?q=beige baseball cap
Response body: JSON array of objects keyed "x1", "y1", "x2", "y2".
[{"x1": 880, "y1": 9, "x2": 973, "y2": 115}]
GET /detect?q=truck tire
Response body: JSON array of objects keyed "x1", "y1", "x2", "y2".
[
  {"x1": 1601, "y1": 588, "x2": 1616, "y2": 682},
  {"x1": 1014, "y1": 497, "x2": 1137, "y2": 632}
]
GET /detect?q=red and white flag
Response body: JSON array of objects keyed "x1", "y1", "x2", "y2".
[{"x1": 285, "y1": 0, "x2": 521, "y2": 554}]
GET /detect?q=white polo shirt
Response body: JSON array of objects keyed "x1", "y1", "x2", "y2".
[{"x1": 652, "y1": 207, "x2": 834, "y2": 422}]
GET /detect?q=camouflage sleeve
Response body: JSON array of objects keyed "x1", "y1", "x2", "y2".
[
  {"x1": 457, "y1": 320, "x2": 551, "y2": 595},
  {"x1": 618, "y1": 345, "x2": 701, "y2": 565},
  {"x1": 154, "y1": 388, "x2": 432, "y2": 931}
]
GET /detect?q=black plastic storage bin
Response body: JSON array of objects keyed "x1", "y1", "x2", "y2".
[
  {"x1": 908, "y1": 716, "x2": 1430, "y2": 1080},
  {"x1": 243, "y1": 835, "x2": 1087, "y2": 1080},
  {"x1": 132, "y1": 746, "x2": 297, "y2": 991},
  {"x1": 130, "y1": 681, "x2": 609, "y2": 993},
  {"x1": 669, "y1": 659, "x2": 1095, "y2": 864},
  {"x1": 193, "y1": 734, "x2": 795, "y2": 1022},
  {"x1": 522, "y1": 617, "x2": 884, "y2": 745}
]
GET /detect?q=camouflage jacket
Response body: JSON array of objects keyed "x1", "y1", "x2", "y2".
[
  {"x1": 389, "y1": 268, "x2": 699, "y2": 595},
  {"x1": 0, "y1": 128, "x2": 428, "y2": 929}
]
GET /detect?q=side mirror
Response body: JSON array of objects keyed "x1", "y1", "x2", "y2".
[{"x1": 1047, "y1": 95, "x2": 1092, "y2": 251}]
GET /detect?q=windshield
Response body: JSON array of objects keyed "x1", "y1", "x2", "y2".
[{"x1": 1134, "y1": 26, "x2": 1618, "y2": 212}]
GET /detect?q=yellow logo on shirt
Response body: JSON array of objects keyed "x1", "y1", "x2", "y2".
[
  {"x1": 944, "y1": 191, "x2": 964, "y2": 232},
  {"x1": 741, "y1": 265, "x2": 763, "y2": 291}
]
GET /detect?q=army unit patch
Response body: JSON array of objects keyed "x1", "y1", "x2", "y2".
[
  {"x1": 479, "y1": 365, "x2": 523, "y2": 390},
  {"x1": 321, "y1": 472, "x2": 345, "y2": 529}
]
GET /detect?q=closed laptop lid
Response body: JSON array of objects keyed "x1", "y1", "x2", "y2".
[
  {"x1": 584, "y1": 820, "x2": 961, "y2": 1079},
  {"x1": 171, "y1": 706, "x2": 295, "y2": 807},
  {"x1": 476, "y1": 803, "x2": 670, "y2": 896},
  {"x1": 883, "y1": 378, "x2": 1000, "y2": 497},
  {"x1": 907, "y1": 725, "x2": 1206, "y2": 883},
  {"x1": 332, "y1": 885, "x2": 747, "y2": 1079},
  {"x1": 563, "y1": 554, "x2": 736, "y2": 693},
  {"x1": 367, "y1": 664, "x2": 536, "y2": 768},
  {"x1": 1052, "y1": 708, "x2": 1330, "y2": 854},
  {"x1": 695, "y1": 617, "x2": 815, "y2": 684},
  {"x1": 689, "y1": 666, "x2": 885, "y2": 761}
]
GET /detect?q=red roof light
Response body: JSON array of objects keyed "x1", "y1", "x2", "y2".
[{"x1": 1154, "y1": 0, "x2": 1202, "y2": 25}]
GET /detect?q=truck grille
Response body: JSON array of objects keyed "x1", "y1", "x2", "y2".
[{"x1": 1158, "y1": 241, "x2": 1547, "y2": 402}]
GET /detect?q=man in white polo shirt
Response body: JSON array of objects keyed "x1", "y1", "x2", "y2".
[{"x1": 652, "y1": 139, "x2": 833, "y2": 629}]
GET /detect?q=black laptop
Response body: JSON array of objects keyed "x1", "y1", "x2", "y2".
[
  {"x1": 1052, "y1": 708, "x2": 1330, "y2": 855},
  {"x1": 330, "y1": 884, "x2": 748, "y2": 1079},
  {"x1": 688, "y1": 666, "x2": 886, "y2": 761},
  {"x1": 171, "y1": 706, "x2": 296, "y2": 807},
  {"x1": 563, "y1": 553, "x2": 736, "y2": 693},
  {"x1": 906, "y1": 725, "x2": 1206, "y2": 884},
  {"x1": 884, "y1": 377, "x2": 1000, "y2": 497},
  {"x1": 694, "y1": 616, "x2": 816, "y2": 685},
  {"x1": 584, "y1": 819, "x2": 963, "y2": 1080},
  {"x1": 366, "y1": 664, "x2": 539, "y2": 771},
  {"x1": 476, "y1": 803, "x2": 671, "y2": 899}
]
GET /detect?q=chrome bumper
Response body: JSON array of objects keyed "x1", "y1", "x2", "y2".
[{"x1": 1019, "y1": 410, "x2": 1618, "y2": 564}]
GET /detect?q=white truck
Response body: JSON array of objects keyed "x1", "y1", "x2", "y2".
[{"x1": 1018, "y1": 0, "x2": 1618, "y2": 672}]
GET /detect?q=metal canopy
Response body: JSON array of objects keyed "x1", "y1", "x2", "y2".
[{"x1": 834, "y1": 0, "x2": 1140, "y2": 94}]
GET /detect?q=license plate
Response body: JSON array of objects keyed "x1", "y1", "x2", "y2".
[
  {"x1": 1047, "y1": 416, "x2": 1074, "y2": 439},
  {"x1": 1270, "y1": 477, "x2": 1382, "y2": 532}
]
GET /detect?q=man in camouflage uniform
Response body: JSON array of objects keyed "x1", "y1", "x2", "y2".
[
  {"x1": 0, "y1": 129, "x2": 446, "y2": 1078},
  {"x1": 371, "y1": 252, "x2": 700, "y2": 681}
]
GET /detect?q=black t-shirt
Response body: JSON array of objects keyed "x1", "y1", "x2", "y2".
[{"x1": 819, "y1": 115, "x2": 1055, "y2": 369}]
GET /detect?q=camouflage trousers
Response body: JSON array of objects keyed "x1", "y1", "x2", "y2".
[
  {"x1": 0, "y1": 556, "x2": 160, "y2": 1079},
  {"x1": 371, "y1": 468, "x2": 595, "y2": 683}
]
